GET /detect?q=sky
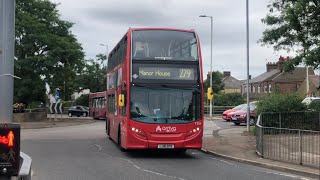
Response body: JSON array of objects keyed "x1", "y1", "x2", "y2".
[{"x1": 50, "y1": 0, "x2": 289, "y2": 80}]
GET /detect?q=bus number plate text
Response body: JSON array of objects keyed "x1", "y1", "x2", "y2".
[{"x1": 157, "y1": 144, "x2": 174, "y2": 149}]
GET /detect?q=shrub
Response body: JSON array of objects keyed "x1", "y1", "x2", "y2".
[
  {"x1": 214, "y1": 93, "x2": 245, "y2": 106},
  {"x1": 255, "y1": 93, "x2": 307, "y2": 116}
]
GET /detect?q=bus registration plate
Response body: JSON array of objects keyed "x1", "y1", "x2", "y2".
[{"x1": 157, "y1": 144, "x2": 174, "y2": 149}]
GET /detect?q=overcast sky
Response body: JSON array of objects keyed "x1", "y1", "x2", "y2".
[{"x1": 50, "y1": 0, "x2": 288, "y2": 80}]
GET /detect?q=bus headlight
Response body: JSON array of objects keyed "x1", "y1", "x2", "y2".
[
  {"x1": 131, "y1": 127, "x2": 147, "y2": 140},
  {"x1": 186, "y1": 127, "x2": 201, "y2": 138}
]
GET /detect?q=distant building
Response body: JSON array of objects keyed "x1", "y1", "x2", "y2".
[
  {"x1": 221, "y1": 71, "x2": 242, "y2": 93},
  {"x1": 241, "y1": 56, "x2": 314, "y2": 100},
  {"x1": 297, "y1": 75, "x2": 320, "y2": 97}
]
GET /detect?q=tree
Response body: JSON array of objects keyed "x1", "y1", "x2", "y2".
[
  {"x1": 14, "y1": 0, "x2": 85, "y2": 105},
  {"x1": 260, "y1": 0, "x2": 320, "y2": 71},
  {"x1": 76, "y1": 54, "x2": 107, "y2": 93},
  {"x1": 204, "y1": 71, "x2": 224, "y2": 93},
  {"x1": 74, "y1": 94, "x2": 89, "y2": 107}
]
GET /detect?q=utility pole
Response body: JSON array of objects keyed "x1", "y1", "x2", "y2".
[
  {"x1": 199, "y1": 15, "x2": 213, "y2": 119},
  {"x1": 0, "y1": 0, "x2": 15, "y2": 123},
  {"x1": 246, "y1": 0, "x2": 251, "y2": 132}
]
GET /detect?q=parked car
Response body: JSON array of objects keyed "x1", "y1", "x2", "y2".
[
  {"x1": 67, "y1": 106, "x2": 89, "y2": 117},
  {"x1": 222, "y1": 104, "x2": 246, "y2": 121},
  {"x1": 302, "y1": 97, "x2": 320, "y2": 105},
  {"x1": 230, "y1": 102, "x2": 256, "y2": 126}
]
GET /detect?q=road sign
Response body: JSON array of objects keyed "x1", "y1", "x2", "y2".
[
  {"x1": 54, "y1": 89, "x2": 60, "y2": 102},
  {"x1": 0, "y1": 123, "x2": 20, "y2": 176},
  {"x1": 49, "y1": 102, "x2": 63, "y2": 114}
]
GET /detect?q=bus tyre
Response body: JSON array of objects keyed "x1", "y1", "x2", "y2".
[
  {"x1": 107, "y1": 120, "x2": 111, "y2": 140},
  {"x1": 118, "y1": 127, "x2": 126, "y2": 152}
]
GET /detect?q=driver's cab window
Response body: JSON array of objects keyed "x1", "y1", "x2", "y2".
[{"x1": 134, "y1": 41, "x2": 148, "y2": 58}]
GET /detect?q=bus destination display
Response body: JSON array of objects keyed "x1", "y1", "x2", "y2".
[{"x1": 136, "y1": 67, "x2": 195, "y2": 80}]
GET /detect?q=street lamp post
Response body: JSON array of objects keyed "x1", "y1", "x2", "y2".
[
  {"x1": 0, "y1": 0, "x2": 15, "y2": 124},
  {"x1": 246, "y1": 0, "x2": 251, "y2": 132},
  {"x1": 199, "y1": 15, "x2": 213, "y2": 119},
  {"x1": 100, "y1": 43, "x2": 109, "y2": 67}
]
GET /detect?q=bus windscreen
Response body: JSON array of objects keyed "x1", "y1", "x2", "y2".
[
  {"x1": 130, "y1": 86, "x2": 201, "y2": 124},
  {"x1": 132, "y1": 30, "x2": 198, "y2": 61}
]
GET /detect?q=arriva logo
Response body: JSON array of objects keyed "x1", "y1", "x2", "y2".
[
  {"x1": 155, "y1": 125, "x2": 177, "y2": 132},
  {"x1": 156, "y1": 125, "x2": 162, "y2": 132}
]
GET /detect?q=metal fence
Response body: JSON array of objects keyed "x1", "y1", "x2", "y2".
[{"x1": 256, "y1": 112, "x2": 320, "y2": 168}]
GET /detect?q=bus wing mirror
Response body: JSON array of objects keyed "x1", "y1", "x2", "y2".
[{"x1": 118, "y1": 94, "x2": 125, "y2": 107}]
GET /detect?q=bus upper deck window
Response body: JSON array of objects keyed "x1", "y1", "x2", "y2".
[{"x1": 134, "y1": 41, "x2": 148, "y2": 58}]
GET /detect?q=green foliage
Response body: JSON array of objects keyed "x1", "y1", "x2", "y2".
[
  {"x1": 14, "y1": 0, "x2": 85, "y2": 105},
  {"x1": 76, "y1": 54, "x2": 107, "y2": 93},
  {"x1": 204, "y1": 71, "x2": 224, "y2": 93},
  {"x1": 307, "y1": 100, "x2": 320, "y2": 111},
  {"x1": 74, "y1": 94, "x2": 89, "y2": 107},
  {"x1": 260, "y1": 0, "x2": 320, "y2": 70},
  {"x1": 214, "y1": 93, "x2": 245, "y2": 106},
  {"x1": 61, "y1": 101, "x2": 74, "y2": 108},
  {"x1": 255, "y1": 93, "x2": 307, "y2": 115}
]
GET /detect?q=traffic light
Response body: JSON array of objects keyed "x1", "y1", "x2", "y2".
[
  {"x1": 0, "y1": 123, "x2": 20, "y2": 176},
  {"x1": 207, "y1": 87, "x2": 213, "y2": 100}
]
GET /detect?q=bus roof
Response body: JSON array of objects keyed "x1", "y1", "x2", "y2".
[
  {"x1": 89, "y1": 91, "x2": 106, "y2": 98},
  {"x1": 130, "y1": 27, "x2": 195, "y2": 33}
]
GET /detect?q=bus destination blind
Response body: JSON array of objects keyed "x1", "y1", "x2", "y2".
[{"x1": 136, "y1": 67, "x2": 195, "y2": 80}]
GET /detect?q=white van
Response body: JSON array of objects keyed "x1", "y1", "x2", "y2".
[{"x1": 302, "y1": 97, "x2": 320, "y2": 105}]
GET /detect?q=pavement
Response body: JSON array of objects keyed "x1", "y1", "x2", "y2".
[
  {"x1": 20, "y1": 117, "x2": 97, "y2": 129},
  {"x1": 202, "y1": 115, "x2": 320, "y2": 179},
  {"x1": 18, "y1": 114, "x2": 320, "y2": 179}
]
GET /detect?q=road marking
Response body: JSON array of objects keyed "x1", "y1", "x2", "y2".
[
  {"x1": 94, "y1": 144, "x2": 102, "y2": 151},
  {"x1": 211, "y1": 157, "x2": 235, "y2": 166},
  {"x1": 191, "y1": 152, "x2": 200, "y2": 155},
  {"x1": 95, "y1": 150, "x2": 186, "y2": 180},
  {"x1": 253, "y1": 169, "x2": 307, "y2": 179}
]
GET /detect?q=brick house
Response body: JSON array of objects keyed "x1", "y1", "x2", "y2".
[
  {"x1": 241, "y1": 56, "x2": 314, "y2": 100},
  {"x1": 221, "y1": 71, "x2": 242, "y2": 93},
  {"x1": 297, "y1": 75, "x2": 320, "y2": 97}
]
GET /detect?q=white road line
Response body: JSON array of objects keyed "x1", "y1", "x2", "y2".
[
  {"x1": 93, "y1": 144, "x2": 102, "y2": 151},
  {"x1": 95, "y1": 150, "x2": 186, "y2": 180},
  {"x1": 219, "y1": 159, "x2": 234, "y2": 166},
  {"x1": 253, "y1": 169, "x2": 304, "y2": 179},
  {"x1": 211, "y1": 157, "x2": 235, "y2": 166}
]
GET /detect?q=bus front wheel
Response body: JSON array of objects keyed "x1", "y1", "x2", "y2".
[{"x1": 107, "y1": 119, "x2": 111, "y2": 140}]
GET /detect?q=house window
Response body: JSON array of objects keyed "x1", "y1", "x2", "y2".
[
  {"x1": 269, "y1": 84, "x2": 272, "y2": 93},
  {"x1": 264, "y1": 85, "x2": 267, "y2": 93},
  {"x1": 252, "y1": 85, "x2": 256, "y2": 93},
  {"x1": 258, "y1": 85, "x2": 261, "y2": 93}
]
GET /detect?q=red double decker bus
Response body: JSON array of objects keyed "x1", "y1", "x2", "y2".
[
  {"x1": 89, "y1": 91, "x2": 106, "y2": 119},
  {"x1": 106, "y1": 28, "x2": 204, "y2": 151}
]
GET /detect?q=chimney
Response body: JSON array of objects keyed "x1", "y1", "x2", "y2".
[
  {"x1": 277, "y1": 56, "x2": 289, "y2": 71},
  {"x1": 223, "y1": 71, "x2": 231, "y2": 77},
  {"x1": 266, "y1": 62, "x2": 277, "y2": 72}
]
